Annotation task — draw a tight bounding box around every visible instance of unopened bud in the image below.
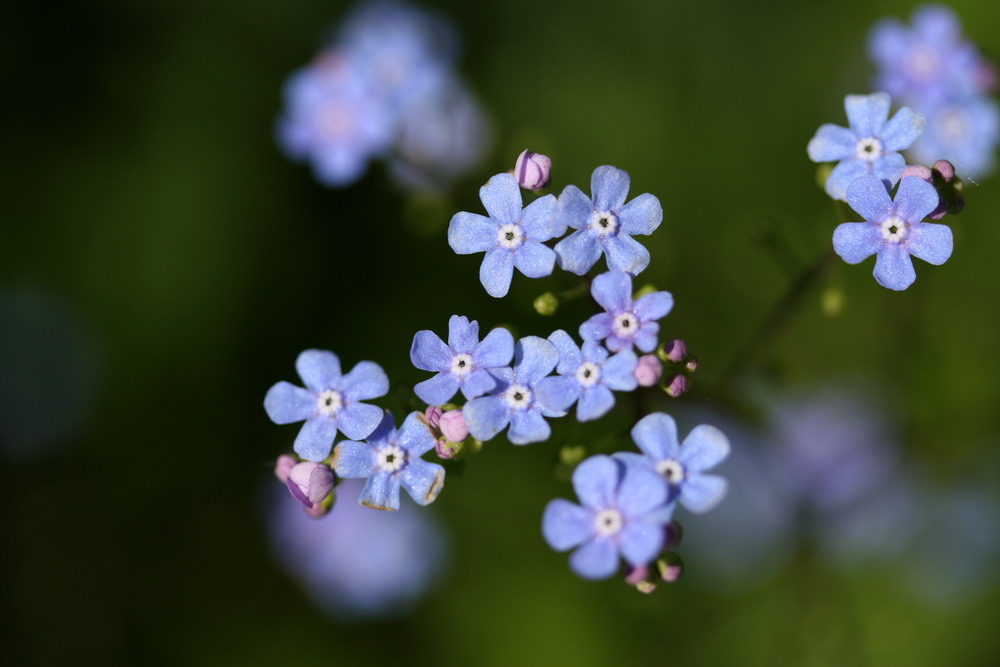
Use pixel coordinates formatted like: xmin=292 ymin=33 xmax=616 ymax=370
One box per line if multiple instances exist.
xmin=533 ymin=292 xmax=559 ymax=316
xmin=286 ymin=461 xmax=335 ymax=509
xmin=515 ymin=149 xmax=552 ymax=191
xmin=635 ymin=355 xmax=663 ymax=387
xmin=303 ymin=490 xmax=336 ymax=519
xmin=684 ymin=356 xmax=699 ymax=373
xmin=633 ymin=284 xmax=658 ymax=299
xmin=663 ymin=521 xmax=684 ymax=550
xmin=424 ymin=405 xmax=444 ymax=430
xmin=435 ymin=439 xmax=461 ymax=459
xmin=900 ymin=164 xmax=933 ymax=182
xmin=660 ymin=339 xmax=687 ymax=363
xmin=274 ymin=454 xmax=297 ymax=483
xmin=657 ymin=554 xmax=684 ymax=583
xmin=932 ymin=159 xmax=957 ymax=182
xmin=663 ymin=374 xmax=688 ymax=398
xmin=439 ymin=409 xmax=469 ymax=443
xmin=559 ymin=445 xmax=586 ymax=467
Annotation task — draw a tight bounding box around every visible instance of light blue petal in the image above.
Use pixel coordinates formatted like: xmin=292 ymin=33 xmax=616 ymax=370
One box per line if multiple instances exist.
xmin=580 ymin=341 xmax=609 ymax=364
xmin=874 ymin=244 xmax=917 ymax=291
xmin=534 ymin=375 xmax=579 ymax=414
xmin=363 ymin=411 xmax=396 ymax=448
xmin=604 ymin=234 xmax=651 ymax=275
xmin=572 ymin=455 xmax=620 ymax=510
xmin=613 ymin=451 xmax=653 ymax=472
xmin=807 ymin=124 xmax=857 ymax=162
xmin=397 ymin=411 xmax=438 ymax=456
xmin=479 ymin=172 xmax=522 ymax=224
xmin=633 ymin=323 xmax=659 ymax=353
xmin=548 ymin=329 xmax=582 ymax=375
xmin=617 ymin=192 xmax=662 ymax=236
xmin=331 ymin=440 xmax=376 ymax=478
xmin=606 ymin=333 xmax=633 ymax=353
xmin=569 ymin=538 xmax=619 ymax=580
xmin=633 ymin=291 xmax=673 ymax=321
xmin=414 ymin=372 xmax=460 ymax=405
xmin=554 ymin=229 xmax=601 ymax=276
xmin=617 ymin=465 xmax=669 ymax=517
xmin=514 ymin=336 xmax=559 ymax=385
xmin=447 ymin=315 xmax=479 ymax=354
xmin=602 ymin=350 xmax=638 ymax=391
xmin=826 ymin=158 xmax=871 ymax=201
xmin=591 ymin=165 xmax=630 ymax=211
xmin=474 ymin=326 xmax=514 ymax=368
xmin=479 ymin=247 xmax=515 ymax=298
xmin=579 ymin=313 xmax=613 ymax=342
xmin=845 ymin=92 xmax=891 ymax=138
xmin=678 ymin=425 xmax=730 ymax=473
xmin=513 ymin=240 xmax=556 ymax=279
xmin=542 ymin=499 xmax=591 ymax=551
xmin=296 ymin=349 xmax=341 ymax=393
xmin=521 ymin=193 xmax=558 ymax=241
xmin=872 ymin=152 xmax=906 ymax=186
xmin=264 ymin=381 xmax=315 ymax=424
xmin=880 ymin=107 xmax=925 ymax=151
xmin=460 ymin=368 xmax=497 ymax=400
xmin=399 ymin=458 xmax=445 ymax=505
xmin=896 ymin=176 xmax=940 ymax=222
xmin=867 ymin=20 xmax=906 ymax=66
xmin=679 ymin=474 xmax=728 ymax=514
xmin=590 ymin=270 xmax=632 ymax=313
xmin=340 ymin=361 xmax=389 ymax=401
xmin=557 ymin=184 xmax=594 ymax=231
xmin=463 ymin=396 xmax=509 ymax=441
xmin=410 ymin=330 xmax=452 ymax=371
xmin=907 ymin=223 xmax=953 ymax=265
xmin=359 ymin=471 xmax=401 ymax=511
xmin=619 ymin=522 xmax=665 ymax=567
xmin=490 ymin=367 xmax=514 ymax=387
xmin=293 ymin=417 xmax=338 ymax=462
xmin=336 ymin=402 xmax=385 ymax=441
xmin=577 ymin=385 xmax=615 ymax=422
xmin=509 ymin=409 xmax=551 ymax=445
xmin=631 ymin=413 xmax=679 ymax=461
xmin=846 ymin=174 xmax=893 ymax=222
xmin=833 ymin=222 xmax=883 ymax=264
xmin=448 ymin=212 xmax=496 ymax=254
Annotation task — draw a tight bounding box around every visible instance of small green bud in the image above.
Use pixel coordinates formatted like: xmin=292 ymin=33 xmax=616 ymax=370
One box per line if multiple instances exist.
xmin=559 ymin=445 xmax=586 ymax=467
xmin=633 ymin=283 xmax=658 ymax=299
xmin=821 ymin=287 xmax=844 ymax=317
xmin=534 ymin=292 xmax=559 ymax=316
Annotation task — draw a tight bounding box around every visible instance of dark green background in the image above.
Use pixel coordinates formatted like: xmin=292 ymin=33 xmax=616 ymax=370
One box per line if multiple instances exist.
xmin=3 ymin=0 xmax=999 ymax=664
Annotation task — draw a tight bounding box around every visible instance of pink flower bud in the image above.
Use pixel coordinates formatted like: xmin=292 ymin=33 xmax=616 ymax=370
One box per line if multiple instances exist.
xmin=664 ymin=374 xmax=688 ymax=398
xmin=424 ymin=405 xmax=444 ymax=430
xmin=514 ymin=149 xmax=552 ymax=191
xmin=634 ymin=355 xmax=663 ymax=387
xmin=274 ymin=454 xmax=297 ymax=483
xmin=662 ymin=339 xmax=687 ymax=363
xmin=439 ymin=409 xmax=469 ymax=442
xmin=286 ymin=462 xmax=334 ymax=508
xmin=932 ymin=159 xmax=957 ymax=182
xmin=900 ymin=164 xmax=933 ymax=182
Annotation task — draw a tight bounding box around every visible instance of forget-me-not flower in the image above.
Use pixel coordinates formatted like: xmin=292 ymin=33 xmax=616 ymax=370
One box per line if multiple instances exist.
xmin=833 ymin=174 xmax=953 ymax=290
xmin=554 ymin=166 xmax=662 ymax=276
xmin=579 ymin=271 xmax=673 ymax=353
xmin=807 ymin=92 xmax=925 ymax=201
xmin=542 ymin=455 xmax=671 ymax=580
xmin=535 ymin=330 xmax=638 ymax=422
xmin=616 ymin=412 xmax=730 ymax=514
xmin=332 ymin=411 xmax=444 ymax=511
xmin=910 ymin=96 xmax=999 ymax=178
xmin=410 ymin=315 xmax=514 ymax=405
xmin=265 ymin=349 xmax=389 ymax=462
xmin=463 ymin=336 xmax=573 ymax=445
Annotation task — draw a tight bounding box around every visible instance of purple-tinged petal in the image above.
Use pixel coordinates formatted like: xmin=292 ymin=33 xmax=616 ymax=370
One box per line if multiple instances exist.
xmin=618 ymin=465 xmax=669 ymax=517
xmin=331 ymin=440 xmax=376 ymax=478
xmin=617 ymin=193 xmax=662 ymax=236
xmin=399 ymin=459 xmax=445 ymax=505
xmin=631 ymin=412 xmax=679 ymax=462
xmin=340 ymin=361 xmax=389 ymax=401
xmin=513 ymin=336 xmax=558 ymax=385
xmin=604 ymin=234 xmax=651 ymax=275
xmin=548 ymin=329 xmax=582 ymax=375
xmin=569 ymin=538 xmax=619 ymax=580
xmin=580 ymin=341 xmax=609 ymax=364
xmin=807 ymin=124 xmax=858 ymax=162
xmin=397 ymin=412 xmax=438 ymax=456
xmin=296 ymin=349 xmax=342 ymax=393
xmin=577 ymin=385 xmax=615 ymax=422
xmin=590 ymin=270 xmax=632 ymax=313
xmin=414 ymin=373 xmax=460 ymax=406
xmin=534 ymin=375 xmax=579 ymax=414
xmin=833 ymin=223 xmax=883 ymax=264
xmin=293 ymin=417 xmax=338 ymax=462
xmin=264 ymin=381 xmax=316 ymax=424
xmin=881 ymin=107 xmax=926 ymax=151
xmin=605 ymin=334 xmax=632 ymax=353
xmin=359 ymin=471 xmax=401 ymax=511
xmin=677 ymin=425 xmax=730 ymax=473
xmin=619 ymin=522 xmax=666 ymax=567
xmin=447 ymin=315 xmax=479 ymax=354
xmin=448 ymin=212 xmax=497 ymax=254
xmin=473 ymin=327 xmax=514 ymax=368
xmin=906 ymin=223 xmax=953 ymax=265
xmin=543 ymin=499 xmax=591 ymax=551
xmin=591 ymin=165 xmax=630 ymax=211
xmin=558 ymin=184 xmax=595 ymax=230
xmin=363 ymin=411 xmax=396 ymax=448
xmin=845 ymin=92 xmax=891 ymax=138
xmin=513 ymin=240 xmax=556 ymax=278
xmin=579 ymin=313 xmax=613 ymax=342
xmin=509 ymin=409 xmax=551 ymax=445
xmin=479 ymin=248 xmax=515 ymax=298
xmin=336 ymin=402 xmax=385 ymax=441
xmin=410 ymin=330 xmax=452 ymax=371
xmin=633 ymin=323 xmax=660 ymax=353
xmin=895 ymin=176 xmax=940 ymax=222
xmin=679 ymin=474 xmax=728 ymax=514
xmin=554 ymin=229 xmax=601 ymax=275
xmin=463 ymin=396 xmax=509 ymax=441
xmin=459 ymin=368 xmax=496 ymax=400
xmin=572 ymin=455 xmax=620 ymax=510
xmin=826 ymin=158 xmax=871 ymax=201
xmin=872 ymin=152 xmax=907 ymax=185
xmin=847 ymin=174 xmax=894 ymax=222
xmin=479 ymin=173 xmax=522 ymax=224
xmin=873 ymin=245 xmax=917 ymax=291
xmin=520 ymin=194 xmax=558 ymax=241
xmin=633 ymin=291 xmax=673 ymax=321
xmin=602 ymin=350 xmax=638 ymax=390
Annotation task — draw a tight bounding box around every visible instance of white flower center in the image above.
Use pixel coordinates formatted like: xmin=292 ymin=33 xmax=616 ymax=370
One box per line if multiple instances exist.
xmin=450 ymin=353 xmax=475 ymax=377
xmin=317 ymin=389 xmax=343 ymax=416
xmin=575 ymin=362 xmax=601 ymax=388
xmin=655 ymin=459 xmax=685 ymax=484
xmin=613 ymin=313 xmax=638 ymax=338
xmin=376 ymin=445 xmax=406 ymax=473
xmin=907 ymin=45 xmax=940 ymax=80
xmin=594 ymin=508 xmax=623 ymax=537
xmin=855 ymin=137 xmax=883 ymax=162
xmin=880 ymin=216 xmax=907 ymax=243
xmin=497 ymin=224 xmax=524 ymax=250
xmin=503 ymin=383 xmax=533 ymax=410
xmin=940 ymin=106 xmax=969 ymax=141
xmin=588 ymin=211 xmax=618 ymax=237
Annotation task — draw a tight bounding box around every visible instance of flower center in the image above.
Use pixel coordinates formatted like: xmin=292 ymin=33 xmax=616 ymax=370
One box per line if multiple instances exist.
xmin=655 ymin=459 xmax=685 ymax=484
xmin=320 ymin=106 xmax=355 ymax=139
xmin=588 ymin=211 xmax=619 ymax=238
xmin=613 ymin=313 xmax=638 ymax=338
xmin=594 ymin=508 xmax=623 ymax=537
xmin=855 ymin=137 xmax=883 ymax=162
xmin=503 ymin=383 xmax=532 ymax=410
xmin=575 ymin=362 xmax=601 ymax=388
xmin=450 ymin=353 xmax=475 ymax=377
xmin=939 ymin=106 xmax=969 ymax=142
xmin=907 ymin=45 xmax=940 ymax=80
xmin=497 ymin=224 xmax=524 ymax=250
xmin=376 ymin=444 xmax=406 ymax=473
xmin=317 ymin=389 xmax=343 ymax=416
xmin=880 ymin=216 xmax=907 ymax=243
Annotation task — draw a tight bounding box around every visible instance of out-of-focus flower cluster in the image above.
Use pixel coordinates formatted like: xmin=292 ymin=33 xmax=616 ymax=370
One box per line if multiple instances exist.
xmin=276 ymin=1 xmax=489 ymax=191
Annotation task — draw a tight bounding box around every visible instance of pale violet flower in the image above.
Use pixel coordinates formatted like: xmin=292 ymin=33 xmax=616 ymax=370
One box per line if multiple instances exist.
xmin=579 ymin=271 xmax=673 ymax=353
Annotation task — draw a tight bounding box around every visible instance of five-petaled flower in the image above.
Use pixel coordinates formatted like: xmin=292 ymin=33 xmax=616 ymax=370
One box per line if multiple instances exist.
xmin=579 ymin=271 xmax=673 ymax=353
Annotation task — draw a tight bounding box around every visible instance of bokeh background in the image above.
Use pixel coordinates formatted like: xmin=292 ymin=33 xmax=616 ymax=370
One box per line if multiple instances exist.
xmin=3 ymin=0 xmax=1000 ymax=664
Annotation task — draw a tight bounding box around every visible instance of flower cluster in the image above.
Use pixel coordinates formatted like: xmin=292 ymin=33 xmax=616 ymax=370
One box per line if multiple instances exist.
xmin=276 ymin=0 xmax=488 ymax=190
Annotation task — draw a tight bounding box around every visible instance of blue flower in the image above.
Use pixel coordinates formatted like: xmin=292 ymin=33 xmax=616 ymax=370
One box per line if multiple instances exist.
xmin=542 ymin=455 xmax=671 ymax=580
xmin=807 ymin=92 xmax=924 ymax=201
xmin=911 ymin=96 xmax=999 ymax=178
xmin=833 ymin=174 xmax=953 ymax=290
xmin=553 ymin=166 xmax=662 ymax=276
xmin=410 ymin=315 xmax=514 ymax=404
xmin=535 ymin=330 xmax=638 ymax=422
xmin=265 ymin=350 xmax=389 ymax=462
xmin=462 ymin=336 xmax=573 ymax=445
xmin=448 ymin=174 xmax=559 ymax=298
xmin=579 ymin=271 xmax=673 ymax=353
xmin=616 ymin=412 xmax=730 ymax=514
xmin=332 ymin=411 xmax=445 ymax=511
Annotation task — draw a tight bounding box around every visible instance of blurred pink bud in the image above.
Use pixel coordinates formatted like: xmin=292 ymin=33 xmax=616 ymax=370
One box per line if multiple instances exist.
xmin=663 ymin=339 xmax=687 ymax=363
xmin=900 ymin=164 xmax=933 ymax=182
xmin=932 ymin=159 xmax=957 ymax=182
xmin=286 ymin=462 xmax=334 ymax=508
xmin=635 ymin=355 xmax=663 ymax=387
xmin=661 ymin=561 xmax=683 ymax=583
xmin=664 ymin=374 xmax=688 ymax=398
xmin=515 ymin=149 xmax=552 ymax=191
xmin=439 ymin=409 xmax=469 ymax=442
xmin=274 ymin=454 xmax=297 ymax=483
xmin=624 ymin=564 xmax=649 ymax=587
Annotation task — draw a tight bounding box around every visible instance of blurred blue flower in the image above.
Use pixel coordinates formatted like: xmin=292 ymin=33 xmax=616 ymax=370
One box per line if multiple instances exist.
xmin=410 ymin=315 xmax=514 ymax=405
xmin=554 ymin=165 xmax=662 ymax=275
xmin=833 ymin=174 xmax=952 ymax=290
xmin=448 ymin=173 xmax=559 ymax=298
xmin=333 ymin=411 xmax=444 ymax=511
xmin=910 ymin=96 xmax=999 ymax=177
xmin=579 ymin=271 xmax=673 ymax=353
xmin=807 ymin=92 xmax=924 ymax=201
xmin=542 ymin=455 xmax=670 ymax=580
xmin=264 ymin=349 xmax=388 ymax=462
